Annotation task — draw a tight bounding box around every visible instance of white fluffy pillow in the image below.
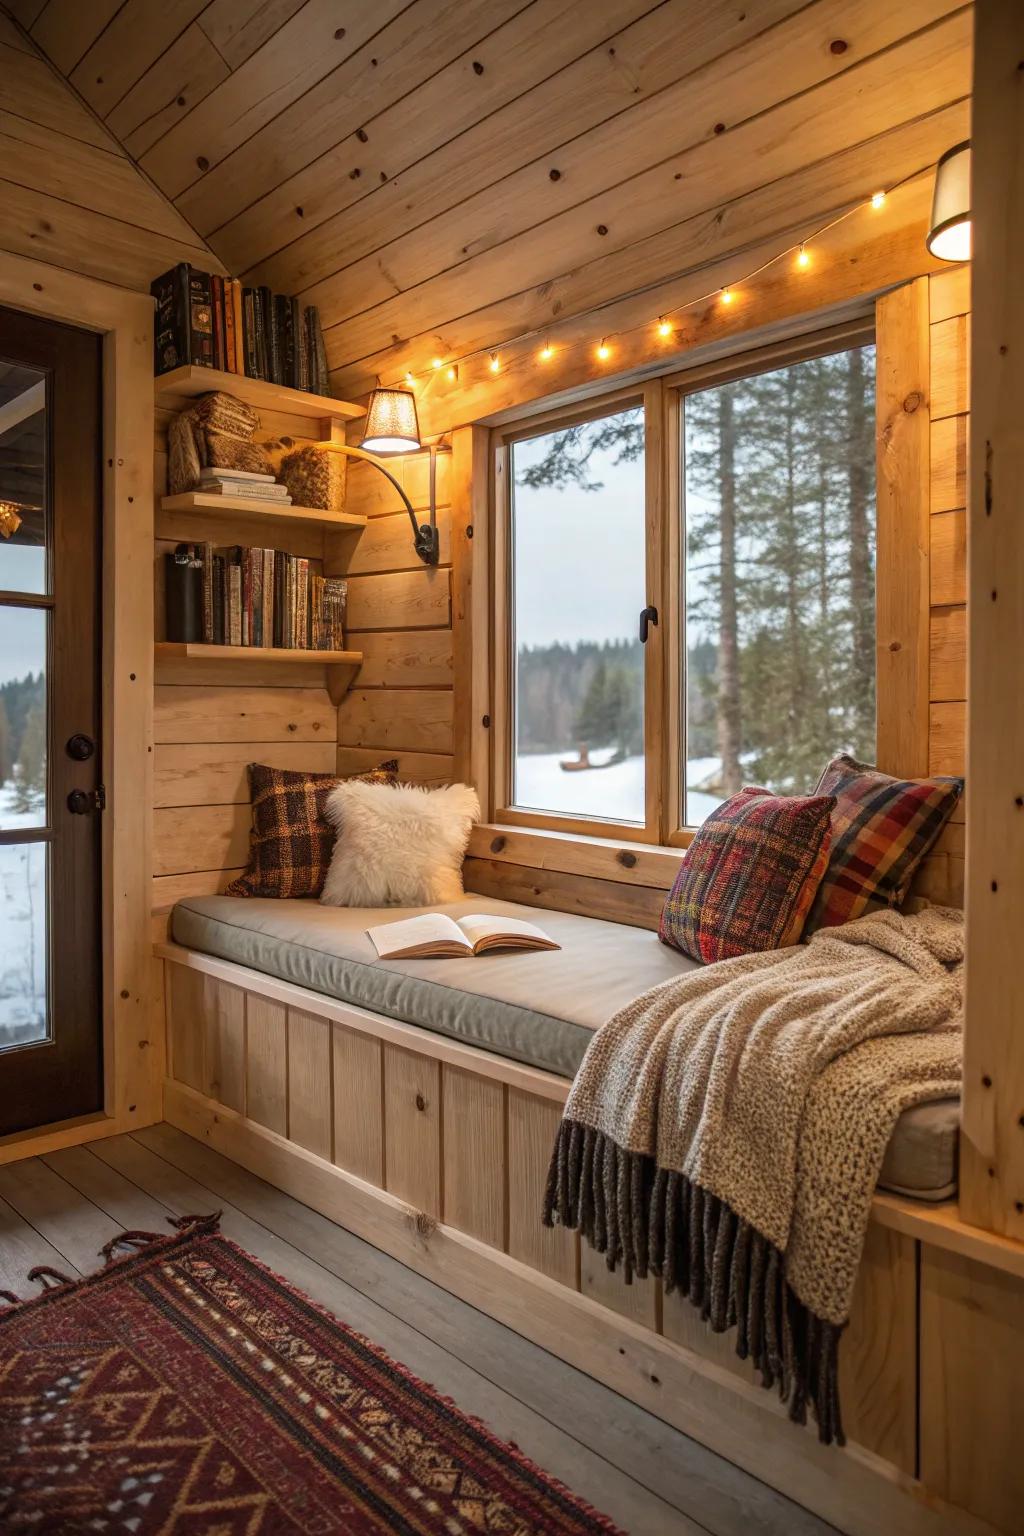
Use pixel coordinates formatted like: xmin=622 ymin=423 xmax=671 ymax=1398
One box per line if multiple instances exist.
xmin=321 ymin=780 xmax=480 ymax=907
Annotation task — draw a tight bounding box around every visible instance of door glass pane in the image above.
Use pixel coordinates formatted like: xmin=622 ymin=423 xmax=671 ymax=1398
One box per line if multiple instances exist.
xmin=0 ymin=606 xmax=47 ymax=831
xmin=682 ymin=345 xmax=876 ymax=825
xmin=510 ymin=406 xmax=646 ymax=824
xmin=0 ymin=840 xmax=48 ymax=1048
xmin=0 ymin=362 xmax=47 ymax=595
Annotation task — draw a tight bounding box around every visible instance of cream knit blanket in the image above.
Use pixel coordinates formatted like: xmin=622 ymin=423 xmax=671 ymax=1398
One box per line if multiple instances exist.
xmin=543 ymin=906 xmax=963 ymax=1443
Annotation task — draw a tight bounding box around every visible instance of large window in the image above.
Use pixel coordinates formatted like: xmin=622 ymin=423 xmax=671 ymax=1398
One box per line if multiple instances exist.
xmin=494 ymin=334 xmax=877 ymax=842
xmin=506 ymin=401 xmax=648 ymax=828
xmin=682 ymin=345 xmax=876 ymax=825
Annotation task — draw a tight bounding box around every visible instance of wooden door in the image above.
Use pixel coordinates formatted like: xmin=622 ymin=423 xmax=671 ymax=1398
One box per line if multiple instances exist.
xmin=0 ymin=304 xmax=103 ymax=1136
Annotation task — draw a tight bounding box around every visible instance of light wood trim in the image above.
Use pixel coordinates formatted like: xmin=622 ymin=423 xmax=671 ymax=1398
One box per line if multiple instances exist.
xmin=162 ymin=1075 xmax=1000 ymax=1536
xmin=876 ymin=278 xmax=932 ymax=777
xmin=0 ymin=251 xmax=159 ymax=1159
xmin=450 ymin=424 xmax=491 ymax=800
xmin=468 ymin=823 xmax=682 ymax=888
xmin=960 ymin=0 xmax=1024 ymax=1242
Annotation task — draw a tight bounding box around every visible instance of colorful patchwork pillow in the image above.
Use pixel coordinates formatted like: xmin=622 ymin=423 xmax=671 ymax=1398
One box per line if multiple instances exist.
xmin=804 ymin=754 xmax=963 ymax=932
xmin=659 ymin=786 xmax=834 ymax=964
xmin=226 ymin=760 xmax=399 ymax=900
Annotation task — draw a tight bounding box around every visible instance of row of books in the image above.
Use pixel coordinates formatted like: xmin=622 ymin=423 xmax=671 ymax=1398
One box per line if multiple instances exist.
xmin=152 ymin=263 xmax=330 ymax=394
xmin=165 ymin=543 xmax=347 ymax=651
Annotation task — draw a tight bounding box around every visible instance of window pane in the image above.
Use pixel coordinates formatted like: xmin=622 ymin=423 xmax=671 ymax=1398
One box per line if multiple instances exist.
xmin=0 ymin=840 xmax=48 ymax=1049
xmin=0 ymin=363 xmax=47 ymax=595
xmin=510 ymin=406 xmax=646 ymax=824
xmin=0 ymin=606 xmax=47 ymax=832
xmin=683 ymin=346 xmax=876 ymax=825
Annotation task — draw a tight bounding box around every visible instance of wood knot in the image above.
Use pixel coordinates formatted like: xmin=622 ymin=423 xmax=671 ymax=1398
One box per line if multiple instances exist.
xmin=902 ymin=391 xmax=923 ymax=414
xmin=982 ymin=1074 xmax=993 ymax=1088
xmin=888 ymin=640 xmax=901 ymax=653
xmin=415 ymin=1092 xmax=427 ymax=1112
xmin=414 ymin=1211 xmax=436 ymax=1239
xmin=196 ymin=155 xmax=210 ymax=173
xmin=617 ymin=850 xmax=637 ymax=868
xmin=490 ymin=835 xmax=506 ymax=853
xmin=472 ymin=60 xmax=484 ymax=75
xmin=830 ymin=38 xmax=848 ymax=53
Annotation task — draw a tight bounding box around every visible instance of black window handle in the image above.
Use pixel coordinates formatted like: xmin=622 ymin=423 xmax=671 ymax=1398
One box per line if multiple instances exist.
xmin=639 ymin=605 xmax=659 ymax=644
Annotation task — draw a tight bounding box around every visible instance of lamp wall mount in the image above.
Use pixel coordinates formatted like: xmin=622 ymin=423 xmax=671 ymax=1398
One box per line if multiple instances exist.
xmin=319 ymin=440 xmax=445 ymax=566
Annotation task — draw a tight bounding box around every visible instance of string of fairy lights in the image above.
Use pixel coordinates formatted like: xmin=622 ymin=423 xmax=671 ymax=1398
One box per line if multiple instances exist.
xmin=388 ymin=176 xmax=911 ymax=394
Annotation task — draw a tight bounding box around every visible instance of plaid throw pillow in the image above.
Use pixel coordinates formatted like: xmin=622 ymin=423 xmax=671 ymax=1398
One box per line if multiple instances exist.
xmin=226 ymin=761 xmax=399 ymax=900
xmin=659 ymin=786 xmax=834 ymax=964
xmin=805 ymin=754 xmax=963 ymax=932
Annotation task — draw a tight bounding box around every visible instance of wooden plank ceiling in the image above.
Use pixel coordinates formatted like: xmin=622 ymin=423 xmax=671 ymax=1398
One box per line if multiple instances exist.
xmin=4 ymin=0 xmax=972 ymax=401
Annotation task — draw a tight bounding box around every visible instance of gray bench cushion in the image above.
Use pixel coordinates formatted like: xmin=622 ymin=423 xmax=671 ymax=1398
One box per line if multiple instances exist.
xmin=170 ymin=894 xmax=959 ymax=1200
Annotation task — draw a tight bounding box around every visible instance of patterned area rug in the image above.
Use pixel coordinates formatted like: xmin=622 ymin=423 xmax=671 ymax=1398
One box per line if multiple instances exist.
xmin=0 ymin=1214 xmax=622 ymax=1534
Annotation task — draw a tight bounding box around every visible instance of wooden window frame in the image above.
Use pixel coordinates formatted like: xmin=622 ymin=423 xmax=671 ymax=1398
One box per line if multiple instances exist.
xmin=490 ymin=315 xmax=888 ymax=848
xmin=491 ymin=382 xmax=666 ymax=844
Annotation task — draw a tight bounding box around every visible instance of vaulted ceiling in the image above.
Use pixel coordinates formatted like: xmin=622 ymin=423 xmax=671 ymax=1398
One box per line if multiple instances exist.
xmin=2 ymin=0 xmax=971 ymax=403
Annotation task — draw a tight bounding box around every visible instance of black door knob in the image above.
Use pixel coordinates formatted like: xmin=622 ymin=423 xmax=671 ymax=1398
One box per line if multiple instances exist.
xmin=66 ymin=733 xmax=95 ymax=761
xmin=67 ymin=789 xmax=92 ymax=815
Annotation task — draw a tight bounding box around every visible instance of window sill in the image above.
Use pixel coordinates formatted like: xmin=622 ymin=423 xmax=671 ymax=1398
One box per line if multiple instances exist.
xmin=466 ymin=822 xmax=686 ymax=892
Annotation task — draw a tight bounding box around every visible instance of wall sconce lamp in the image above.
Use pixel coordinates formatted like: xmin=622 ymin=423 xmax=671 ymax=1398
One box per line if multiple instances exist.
xmin=320 ymin=386 xmax=440 ymax=565
xmin=927 ymin=141 xmax=971 ymax=263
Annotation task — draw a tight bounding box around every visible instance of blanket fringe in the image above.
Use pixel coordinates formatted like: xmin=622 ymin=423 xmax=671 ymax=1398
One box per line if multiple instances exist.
xmin=543 ymin=1121 xmax=845 ymax=1446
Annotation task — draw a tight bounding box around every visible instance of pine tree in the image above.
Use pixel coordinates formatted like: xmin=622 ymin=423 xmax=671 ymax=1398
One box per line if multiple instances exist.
xmin=0 ymin=695 xmax=11 ymax=785
xmin=11 ymin=698 xmax=46 ymax=813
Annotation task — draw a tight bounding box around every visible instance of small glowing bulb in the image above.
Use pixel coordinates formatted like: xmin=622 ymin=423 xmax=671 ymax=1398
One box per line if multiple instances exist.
xmin=446 ymin=365 xmax=457 ymax=382
xmin=871 ymin=190 xmax=886 ymax=209
xmin=539 ymin=342 xmax=553 ymax=361
xmin=596 ymin=338 xmax=611 ymax=360
xmin=431 ymin=357 xmax=443 ymax=370
xmin=488 ymin=353 xmax=500 ymax=373
xmin=720 ymin=287 xmax=733 ymax=306
xmin=657 ymin=317 xmax=672 ymax=338
xmin=796 ymin=245 xmax=810 ymax=270
xmin=404 ymin=372 xmax=415 ymax=388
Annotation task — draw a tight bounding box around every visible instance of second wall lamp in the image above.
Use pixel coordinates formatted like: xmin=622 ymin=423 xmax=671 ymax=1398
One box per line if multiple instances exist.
xmin=319 ymin=386 xmax=441 ymax=565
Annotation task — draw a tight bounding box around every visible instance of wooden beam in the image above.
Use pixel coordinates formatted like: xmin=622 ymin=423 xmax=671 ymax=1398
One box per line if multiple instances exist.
xmin=875 ymin=278 xmax=931 ymax=777
xmin=960 ymin=0 xmax=1024 ymax=1241
xmin=450 ymin=426 xmax=490 ymax=799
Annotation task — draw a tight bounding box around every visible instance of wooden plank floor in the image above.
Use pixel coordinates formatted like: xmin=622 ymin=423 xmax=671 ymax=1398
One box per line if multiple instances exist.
xmin=0 ymin=1128 xmax=835 ymax=1536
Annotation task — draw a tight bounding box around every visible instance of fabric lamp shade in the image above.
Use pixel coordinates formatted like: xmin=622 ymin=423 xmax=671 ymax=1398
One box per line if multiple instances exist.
xmin=360 ymin=387 xmax=422 ymax=453
xmin=927 ymin=142 xmax=971 ymax=262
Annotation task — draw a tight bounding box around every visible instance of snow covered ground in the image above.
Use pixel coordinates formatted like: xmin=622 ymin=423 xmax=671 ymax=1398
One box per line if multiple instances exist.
xmin=0 ymin=780 xmax=47 ymax=1049
xmin=513 ymin=752 xmax=723 ymax=826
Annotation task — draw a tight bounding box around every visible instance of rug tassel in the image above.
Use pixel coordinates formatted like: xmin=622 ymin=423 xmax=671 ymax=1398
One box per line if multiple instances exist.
xmin=100 ymin=1229 xmax=165 ymax=1262
xmin=27 ymin=1265 xmax=75 ymax=1290
xmin=0 ymin=1288 xmax=21 ymax=1306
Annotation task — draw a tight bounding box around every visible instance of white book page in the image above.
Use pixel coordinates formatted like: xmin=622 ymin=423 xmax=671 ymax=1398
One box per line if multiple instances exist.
xmin=456 ymin=914 xmax=556 ymax=948
xmin=367 ymin=913 xmax=470 ymax=958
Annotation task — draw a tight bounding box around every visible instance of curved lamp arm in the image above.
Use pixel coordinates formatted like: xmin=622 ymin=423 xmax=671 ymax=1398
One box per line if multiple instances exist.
xmin=319 ymin=442 xmax=440 ymax=565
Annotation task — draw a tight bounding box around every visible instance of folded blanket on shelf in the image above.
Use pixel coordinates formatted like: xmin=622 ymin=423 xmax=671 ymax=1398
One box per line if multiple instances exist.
xmin=543 ymin=905 xmax=963 ymax=1445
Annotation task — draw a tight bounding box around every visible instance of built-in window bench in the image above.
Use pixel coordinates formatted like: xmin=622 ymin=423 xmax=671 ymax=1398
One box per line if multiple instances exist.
xmin=157 ymin=895 xmax=1024 ymax=1536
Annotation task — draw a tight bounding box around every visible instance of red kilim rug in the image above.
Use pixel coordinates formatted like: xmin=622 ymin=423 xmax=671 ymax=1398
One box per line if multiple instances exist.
xmin=0 ymin=1214 xmax=623 ymax=1534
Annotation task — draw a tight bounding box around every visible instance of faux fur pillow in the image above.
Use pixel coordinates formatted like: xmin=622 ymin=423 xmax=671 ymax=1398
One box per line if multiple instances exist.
xmin=321 ymin=781 xmax=480 ymax=907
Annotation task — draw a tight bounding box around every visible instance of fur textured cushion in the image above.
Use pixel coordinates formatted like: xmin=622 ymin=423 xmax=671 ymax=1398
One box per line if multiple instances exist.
xmin=321 ymin=781 xmax=480 ymax=907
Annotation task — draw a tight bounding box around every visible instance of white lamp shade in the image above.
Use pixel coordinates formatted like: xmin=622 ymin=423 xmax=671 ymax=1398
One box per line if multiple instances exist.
xmin=927 ymin=141 xmax=971 ymax=263
xmin=360 ymin=387 xmax=422 ymax=453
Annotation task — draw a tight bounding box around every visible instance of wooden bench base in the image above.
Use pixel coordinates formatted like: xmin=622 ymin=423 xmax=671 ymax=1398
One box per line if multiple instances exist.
xmin=158 ymin=945 xmax=1018 ymax=1536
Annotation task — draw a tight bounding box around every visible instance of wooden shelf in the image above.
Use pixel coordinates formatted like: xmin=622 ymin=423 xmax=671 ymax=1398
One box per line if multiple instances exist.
xmin=160 ymin=491 xmax=366 ymax=533
xmin=155 ymin=642 xmax=362 ymax=704
xmin=155 ymin=365 xmax=363 ymax=422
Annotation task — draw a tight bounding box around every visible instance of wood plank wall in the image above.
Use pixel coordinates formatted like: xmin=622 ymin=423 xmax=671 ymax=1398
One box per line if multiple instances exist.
xmin=917 ymin=263 xmax=969 ymax=908
xmin=151 ymin=406 xmax=340 ymax=936
xmin=333 ymin=452 xmax=457 ymax=788
xmin=0 ymin=14 xmax=217 ymax=289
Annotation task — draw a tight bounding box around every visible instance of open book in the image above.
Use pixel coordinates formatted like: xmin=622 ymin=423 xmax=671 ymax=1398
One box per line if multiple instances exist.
xmin=367 ymin=912 xmax=560 ymax=960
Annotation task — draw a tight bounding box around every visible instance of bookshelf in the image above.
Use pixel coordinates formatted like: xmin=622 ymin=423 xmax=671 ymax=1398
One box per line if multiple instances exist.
xmin=155 ymin=642 xmax=363 ymax=704
xmin=161 ymin=491 xmax=367 ymax=535
xmin=155 ymin=365 xmax=364 ymax=422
